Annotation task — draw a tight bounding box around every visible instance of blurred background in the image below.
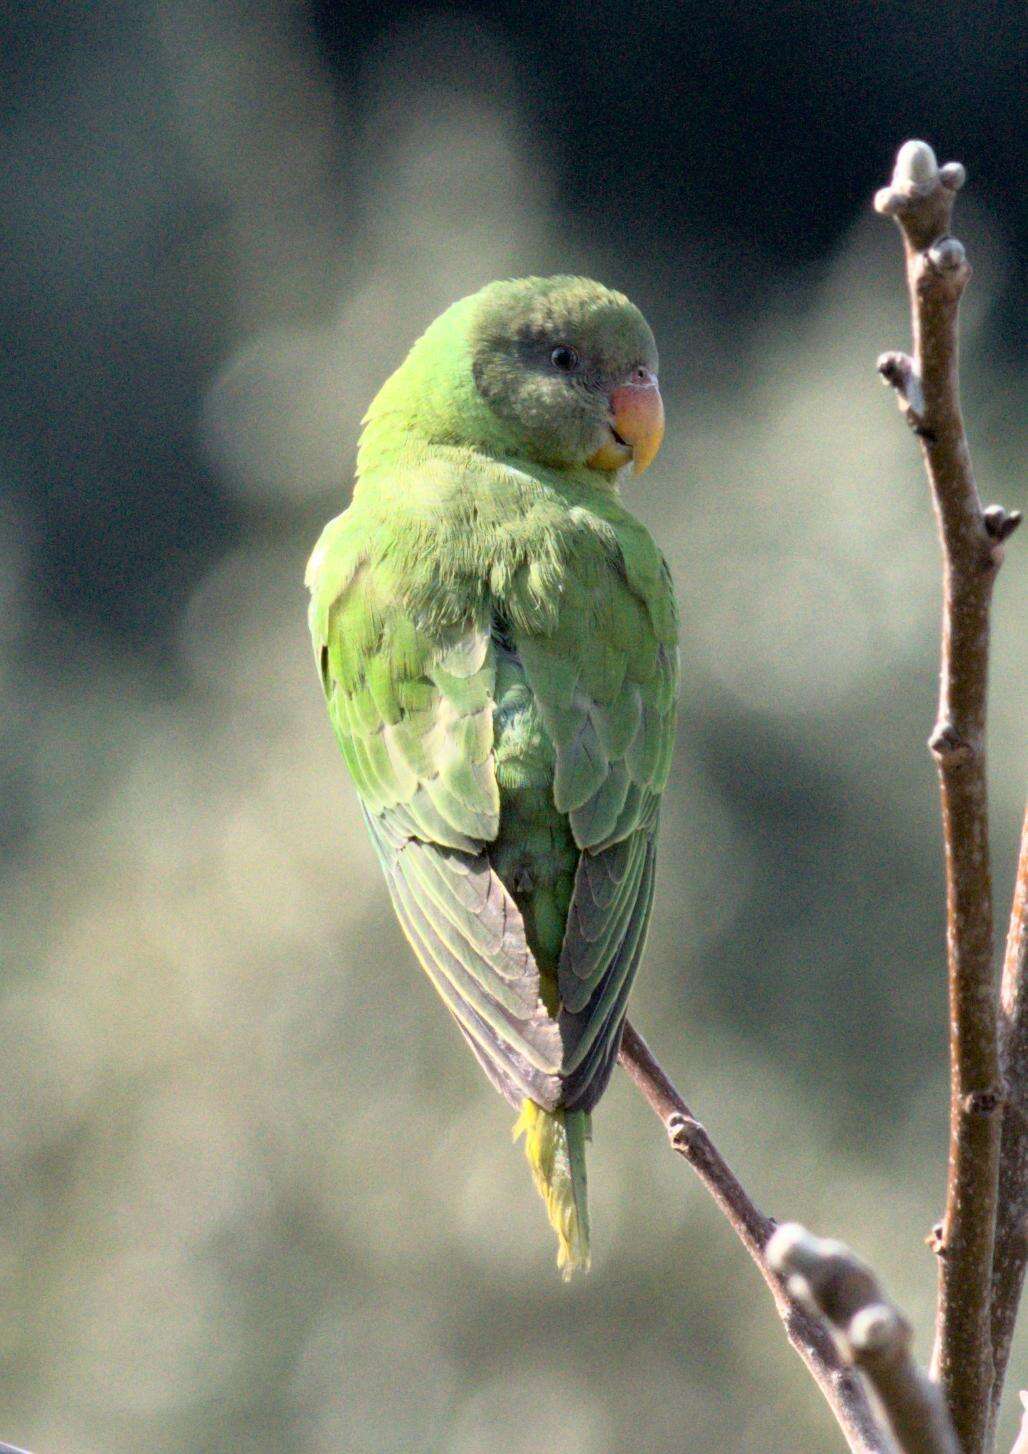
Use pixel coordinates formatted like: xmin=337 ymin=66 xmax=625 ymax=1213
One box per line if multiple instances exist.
xmin=1 ymin=3 xmax=1025 ymax=1451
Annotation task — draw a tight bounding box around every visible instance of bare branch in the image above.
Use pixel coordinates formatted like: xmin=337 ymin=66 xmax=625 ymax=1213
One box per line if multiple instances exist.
xmin=989 ymin=808 xmax=1028 ymax=1444
xmin=876 ymin=139 xmax=1014 ymax=1451
xmin=768 ymin=1224 xmax=960 ymax=1454
xmin=618 ymin=1021 xmax=893 ymax=1454
xmin=617 ymin=138 xmax=1019 ymax=1454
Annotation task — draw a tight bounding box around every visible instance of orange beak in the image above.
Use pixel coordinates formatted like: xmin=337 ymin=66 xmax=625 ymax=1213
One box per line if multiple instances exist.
xmin=587 ymin=369 xmax=665 ymax=476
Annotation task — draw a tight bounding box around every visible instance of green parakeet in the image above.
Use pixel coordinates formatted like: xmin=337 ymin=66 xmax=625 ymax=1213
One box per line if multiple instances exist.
xmin=306 ymin=276 xmax=678 ymax=1277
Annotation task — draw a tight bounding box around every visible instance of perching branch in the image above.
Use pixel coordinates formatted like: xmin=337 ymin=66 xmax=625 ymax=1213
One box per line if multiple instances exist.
xmin=875 ymin=139 xmax=1019 ymax=1452
xmin=989 ymin=809 xmax=1028 ymax=1446
xmin=768 ymin=1225 xmax=959 ymax=1454
xmin=618 ymin=140 xmax=1020 ymax=1454
xmin=618 ymin=1021 xmax=892 ymax=1454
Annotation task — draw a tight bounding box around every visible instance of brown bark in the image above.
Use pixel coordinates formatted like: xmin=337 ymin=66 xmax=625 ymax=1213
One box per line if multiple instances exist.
xmin=874 ymin=140 xmax=1018 ymax=1452
xmin=769 ymin=1224 xmax=959 ymax=1454
xmin=988 ymin=810 xmax=1028 ymax=1446
xmin=615 ymin=140 xmax=1022 ymax=1454
xmin=619 ymin=1022 xmax=892 ymax=1453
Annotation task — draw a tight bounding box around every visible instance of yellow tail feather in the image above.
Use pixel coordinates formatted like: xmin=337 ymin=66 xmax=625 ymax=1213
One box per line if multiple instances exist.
xmin=513 ymin=1100 xmax=591 ymax=1279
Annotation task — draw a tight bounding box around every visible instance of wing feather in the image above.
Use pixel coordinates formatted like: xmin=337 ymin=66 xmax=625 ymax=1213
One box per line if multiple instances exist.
xmin=559 ymin=840 xmax=657 ymax=1109
xmin=310 ymin=512 xmax=562 ymax=1108
xmin=386 ymin=862 xmax=562 ymax=1107
xmin=309 ymin=488 xmax=679 ymax=1120
xmin=559 ymin=832 xmax=650 ymax=1010
xmin=512 ymin=520 xmax=677 ymax=1113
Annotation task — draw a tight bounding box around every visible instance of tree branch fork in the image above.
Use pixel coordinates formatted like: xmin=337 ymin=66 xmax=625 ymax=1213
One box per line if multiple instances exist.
xmin=619 ymin=139 xmax=1024 ymax=1454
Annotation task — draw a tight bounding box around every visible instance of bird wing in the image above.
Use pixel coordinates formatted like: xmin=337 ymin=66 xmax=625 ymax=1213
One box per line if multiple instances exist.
xmin=307 ymin=510 xmax=563 ymax=1110
xmin=518 ymin=523 xmax=679 ymax=1110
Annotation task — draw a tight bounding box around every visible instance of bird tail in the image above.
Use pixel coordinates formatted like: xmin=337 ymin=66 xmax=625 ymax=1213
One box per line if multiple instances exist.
xmin=513 ymin=1099 xmax=591 ymax=1279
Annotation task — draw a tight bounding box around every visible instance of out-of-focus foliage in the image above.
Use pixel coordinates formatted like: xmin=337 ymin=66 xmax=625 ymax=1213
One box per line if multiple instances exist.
xmin=1 ymin=5 xmax=1024 ymax=1453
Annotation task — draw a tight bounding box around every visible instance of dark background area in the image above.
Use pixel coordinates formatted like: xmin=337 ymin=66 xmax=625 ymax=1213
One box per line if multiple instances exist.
xmin=0 ymin=1 xmax=1024 ymax=649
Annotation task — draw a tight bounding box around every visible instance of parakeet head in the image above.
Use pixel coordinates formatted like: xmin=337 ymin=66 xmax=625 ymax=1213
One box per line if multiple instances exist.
xmin=468 ymin=276 xmax=663 ymax=476
xmin=358 ymin=276 xmax=664 ymax=482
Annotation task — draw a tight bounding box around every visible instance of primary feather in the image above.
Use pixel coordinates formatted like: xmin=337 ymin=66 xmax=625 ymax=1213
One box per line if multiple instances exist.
xmin=307 ymin=276 xmax=678 ymax=1275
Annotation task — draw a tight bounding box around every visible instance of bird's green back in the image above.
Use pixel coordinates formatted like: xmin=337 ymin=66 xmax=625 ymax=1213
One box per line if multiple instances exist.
xmin=308 ymin=441 xmax=677 ymax=1097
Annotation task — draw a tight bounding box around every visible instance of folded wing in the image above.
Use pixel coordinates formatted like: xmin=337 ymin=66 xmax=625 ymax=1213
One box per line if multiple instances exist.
xmin=308 ymin=513 xmax=562 ymax=1109
xmin=518 ymin=533 xmax=679 ymax=1111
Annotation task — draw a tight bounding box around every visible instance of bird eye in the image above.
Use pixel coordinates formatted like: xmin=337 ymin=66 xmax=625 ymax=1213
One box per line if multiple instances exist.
xmin=550 ymin=345 xmax=579 ymax=372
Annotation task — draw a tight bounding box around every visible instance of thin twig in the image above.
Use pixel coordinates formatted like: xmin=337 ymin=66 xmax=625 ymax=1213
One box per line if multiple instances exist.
xmin=875 ymin=139 xmax=1018 ymax=1452
xmin=769 ymin=1224 xmax=960 ymax=1454
xmin=618 ymin=1021 xmax=892 ymax=1454
xmin=988 ymin=808 xmax=1028 ymax=1446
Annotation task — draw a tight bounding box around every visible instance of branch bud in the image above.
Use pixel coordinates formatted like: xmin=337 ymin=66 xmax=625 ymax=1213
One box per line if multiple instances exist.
xmin=894 ymin=140 xmax=939 ymax=192
xmin=927 ymin=237 xmax=966 ymax=272
xmin=848 ymin=1303 xmax=911 ymax=1357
